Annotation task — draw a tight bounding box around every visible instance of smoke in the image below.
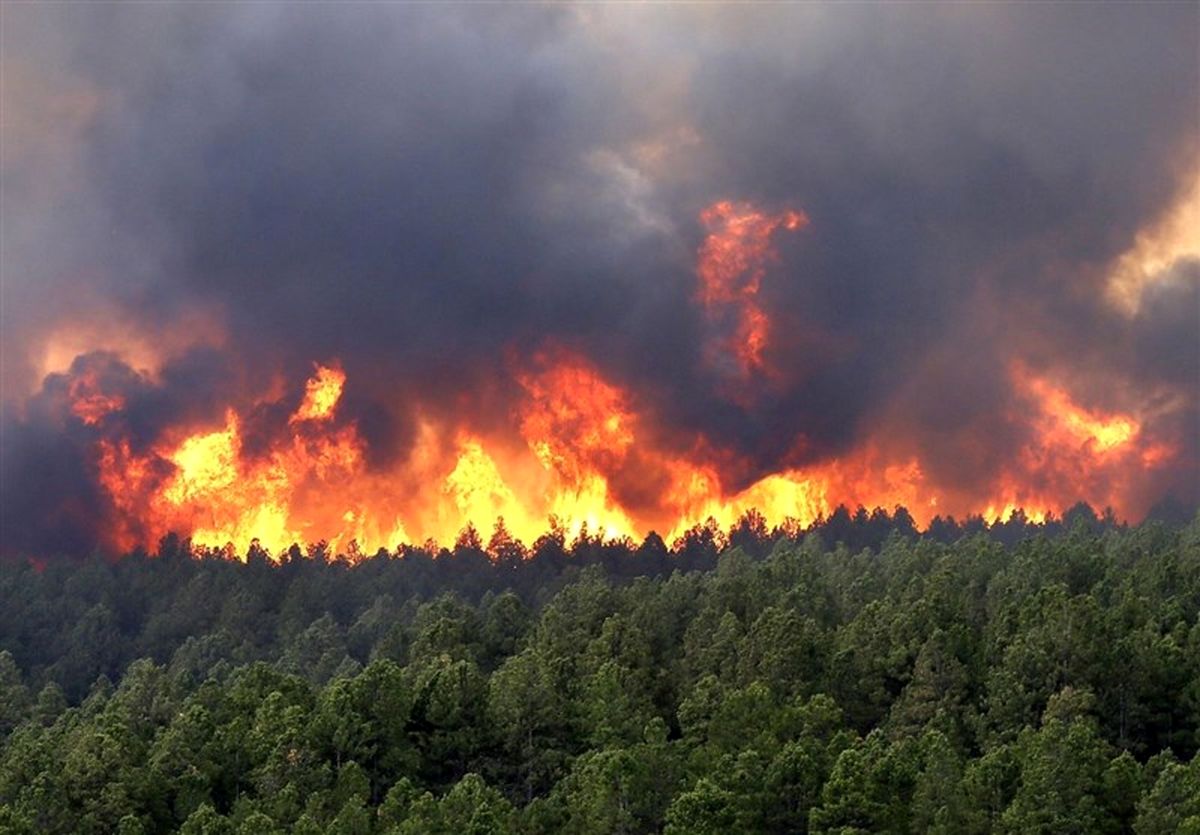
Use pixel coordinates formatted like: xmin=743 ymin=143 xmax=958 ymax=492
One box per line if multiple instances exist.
xmin=2 ymin=4 xmax=1197 ymax=555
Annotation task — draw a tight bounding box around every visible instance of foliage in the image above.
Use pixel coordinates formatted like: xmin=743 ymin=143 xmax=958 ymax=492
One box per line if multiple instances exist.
xmin=0 ymin=507 xmax=1197 ymax=832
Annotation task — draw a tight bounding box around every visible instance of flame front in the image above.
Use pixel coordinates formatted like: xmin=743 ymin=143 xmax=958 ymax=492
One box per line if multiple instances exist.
xmin=23 ymin=198 xmax=1185 ymax=560
xmin=973 ymin=364 xmax=1175 ymax=522
xmin=73 ymin=349 xmax=1170 ymax=559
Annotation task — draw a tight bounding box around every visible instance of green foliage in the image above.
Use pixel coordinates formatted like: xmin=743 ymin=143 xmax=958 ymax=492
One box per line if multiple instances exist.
xmin=0 ymin=511 xmax=1197 ymax=831
xmin=1135 ymin=754 xmax=1200 ymax=834
xmin=999 ymin=714 xmax=1117 ymax=834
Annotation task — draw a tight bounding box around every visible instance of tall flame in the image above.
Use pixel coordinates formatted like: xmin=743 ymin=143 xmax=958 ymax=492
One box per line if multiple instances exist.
xmin=696 ymin=201 xmax=809 ymax=377
xmin=72 ymin=350 xmax=1167 ymax=559
xmin=24 ymin=199 xmax=1181 ymax=560
xmin=291 ymin=363 xmax=346 ymax=423
xmin=973 ymin=363 xmax=1169 ymax=523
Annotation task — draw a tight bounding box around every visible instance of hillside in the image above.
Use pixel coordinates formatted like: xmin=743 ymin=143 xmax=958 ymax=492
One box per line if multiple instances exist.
xmin=1 ymin=511 xmax=1198 ymax=833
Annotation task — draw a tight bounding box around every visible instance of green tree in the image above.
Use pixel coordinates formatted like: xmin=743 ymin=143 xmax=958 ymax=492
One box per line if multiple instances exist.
xmin=663 ymin=778 xmax=736 ymax=835
xmin=809 ymin=730 xmax=918 ymax=834
xmin=437 ymin=773 xmax=518 ymax=835
xmin=1135 ymin=755 xmax=1200 ymax=834
xmin=409 ymin=655 xmax=489 ymax=785
xmin=179 ymin=804 xmax=233 ymax=835
xmin=488 ymin=648 xmax=567 ymax=801
xmin=1000 ymin=713 xmax=1114 ymax=834
xmin=0 ymin=651 xmax=30 ymax=737
xmin=910 ymin=730 xmax=967 ymax=834
xmin=560 ymin=735 xmax=676 ymax=835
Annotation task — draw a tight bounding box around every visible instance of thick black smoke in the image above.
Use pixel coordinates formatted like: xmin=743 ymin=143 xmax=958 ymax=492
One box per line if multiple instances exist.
xmin=2 ymin=4 xmax=1197 ymax=554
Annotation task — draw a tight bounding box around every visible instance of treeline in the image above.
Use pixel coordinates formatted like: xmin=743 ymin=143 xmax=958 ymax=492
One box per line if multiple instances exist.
xmin=0 ymin=506 xmax=1198 ymax=832
xmin=0 ymin=503 xmax=1139 ymax=701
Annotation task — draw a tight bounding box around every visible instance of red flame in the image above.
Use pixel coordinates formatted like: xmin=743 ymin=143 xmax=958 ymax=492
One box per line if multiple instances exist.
xmin=68 ymin=372 xmax=125 ymax=426
xmin=70 ymin=350 xmax=1168 ymax=559
xmin=697 ymin=200 xmax=808 ymax=377
xmin=25 ymin=200 xmax=1181 ymax=559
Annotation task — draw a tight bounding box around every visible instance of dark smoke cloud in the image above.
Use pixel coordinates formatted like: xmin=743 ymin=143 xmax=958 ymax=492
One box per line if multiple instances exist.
xmin=0 ymin=349 xmax=233 ymax=554
xmin=2 ymin=4 xmax=1197 ymax=554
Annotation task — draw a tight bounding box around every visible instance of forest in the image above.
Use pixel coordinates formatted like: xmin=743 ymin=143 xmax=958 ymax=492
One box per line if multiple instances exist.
xmin=1 ymin=503 xmax=1198 ymax=834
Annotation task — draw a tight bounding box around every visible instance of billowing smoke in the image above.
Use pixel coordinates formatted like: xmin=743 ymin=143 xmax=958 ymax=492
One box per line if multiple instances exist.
xmin=2 ymin=4 xmax=1197 ymax=557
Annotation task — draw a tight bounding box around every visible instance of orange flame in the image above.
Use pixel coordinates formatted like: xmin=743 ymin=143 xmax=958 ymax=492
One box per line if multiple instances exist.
xmin=38 ymin=201 xmax=1180 ymax=559
xmin=72 ymin=352 xmax=1174 ymax=559
xmin=972 ymin=364 xmax=1169 ymax=522
xmin=291 ymin=363 xmax=346 ymax=423
xmin=1021 ymin=372 xmax=1137 ymax=452
xmin=68 ymin=374 xmax=125 ymax=426
xmin=697 ymin=200 xmax=808 ymax=376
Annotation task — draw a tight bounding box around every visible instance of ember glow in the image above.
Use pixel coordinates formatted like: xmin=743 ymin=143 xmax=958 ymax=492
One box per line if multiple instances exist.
xmin=67 ymin=375 xmax=125 ymax=427
xmin=2 ymin=5 xmax=1196 ymax=559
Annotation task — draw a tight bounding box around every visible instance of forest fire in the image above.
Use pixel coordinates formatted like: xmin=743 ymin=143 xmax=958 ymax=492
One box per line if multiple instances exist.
xmin=2 ymin=184 xmax=1191 ymax=560
xmin=5 ymin=0 xmax=1197 ymax=565
xmin=696 ymin=201 xmax=809 ymax=379
xmin=4 ymin=9 xmax=1200 ymax=832
xmin=67 ymin=374 xmax=125 ymax=427
xmin=35 ymin=334 xmax=1171 ymax=560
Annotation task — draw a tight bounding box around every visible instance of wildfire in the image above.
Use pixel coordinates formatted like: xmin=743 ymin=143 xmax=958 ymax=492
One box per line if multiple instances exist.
xmin=696 ymin=200 xmax=809 ymax=377
xmin=972 ymin=364 xmax=1166 ymax=522
xmin=1027 ymin=377 xmax=1137 ymax=452
xmin=1012 ymin=363 xmax=1142 ymax=455
xmin=291 ymin=363 xmax=345 ymax=423
xmin=516 ymin=355 xmax=640 ymax=539
xmin=68 ymin=375 xmax=125 ymax=426
xmin=60 ymin=349 xmax=1176 ymax=559
xmin=163 ymin=414 xmax=243 ymax=504
xmin=17 ymin=200 xmax=1182 ymax=560
xmin=517 ymin=354 xmax=634 ymax=480
xmin=443 ymin=438 xmax=532 ymax=540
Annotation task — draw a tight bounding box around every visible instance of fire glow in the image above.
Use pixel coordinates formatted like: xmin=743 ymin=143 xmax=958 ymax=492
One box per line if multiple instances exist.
xmin=14 ymin=199 xmax=1181 ymax=560
xmin=696 ymin=200 xmax=809 ymax=378
xmin=72 ymin=347 xmax=1164 ymax=559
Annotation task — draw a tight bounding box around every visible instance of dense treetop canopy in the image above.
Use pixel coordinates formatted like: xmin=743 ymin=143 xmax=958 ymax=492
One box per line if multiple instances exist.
xmin=1 ymin=504 xmax=1198 ymax=833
